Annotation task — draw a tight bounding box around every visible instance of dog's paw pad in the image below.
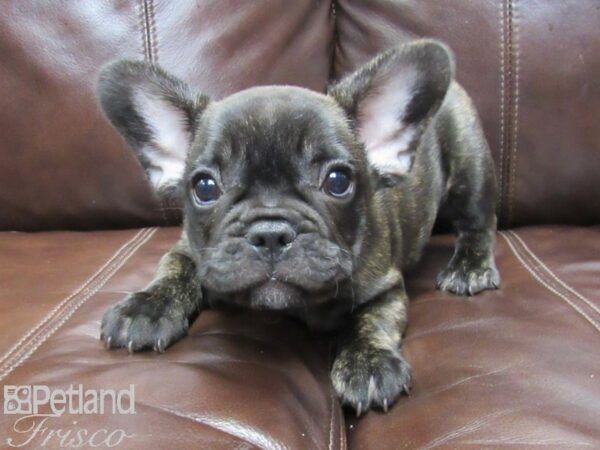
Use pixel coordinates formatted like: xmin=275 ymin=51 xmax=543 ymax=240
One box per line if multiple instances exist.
xmin=331 ymin=345 xmax=411 ymax=415
xmin=101 ymin=291 xmax=189 ymax=353
xmin=437 ymin=263 xmax=500 ymax=296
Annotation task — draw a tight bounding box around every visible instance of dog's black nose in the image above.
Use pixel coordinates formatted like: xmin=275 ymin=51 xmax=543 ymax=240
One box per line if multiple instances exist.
xmin=247 ymin=221 xmax=296 ymax=256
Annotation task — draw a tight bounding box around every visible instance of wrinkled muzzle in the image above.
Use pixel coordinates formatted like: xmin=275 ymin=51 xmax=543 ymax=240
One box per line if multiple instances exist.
xmin=198 ymin=219 xmax=353 ymax=309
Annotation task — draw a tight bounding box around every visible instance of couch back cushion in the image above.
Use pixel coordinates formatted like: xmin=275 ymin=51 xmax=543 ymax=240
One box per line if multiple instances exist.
xmin=335 ymin=0 xmax=600 ymax=227
xmin=2 ymin=1 xmax=598 ymax=230
xmin=0 ymin=0 xmax=334 ymax=230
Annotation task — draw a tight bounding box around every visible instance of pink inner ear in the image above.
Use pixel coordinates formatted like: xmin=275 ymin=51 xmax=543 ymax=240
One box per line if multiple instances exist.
xmin=357 ymin=67 xmax=419 ymax=176
xmin=366 ymin=127 xmax=417 ymax=175
xmin=134 ymin=91 xmax=190 ymax=190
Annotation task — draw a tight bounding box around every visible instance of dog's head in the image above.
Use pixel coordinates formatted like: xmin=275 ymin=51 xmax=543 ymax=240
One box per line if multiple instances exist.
xmin=97 ymin=40 xmax=453 ymax=311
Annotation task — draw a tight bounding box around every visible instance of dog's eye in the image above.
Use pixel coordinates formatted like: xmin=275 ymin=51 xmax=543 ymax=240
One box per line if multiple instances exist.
xmin=324 ymin=168 xmax=353 ymax=198
xmin=193 ymin=174 xmax=220 ymax=204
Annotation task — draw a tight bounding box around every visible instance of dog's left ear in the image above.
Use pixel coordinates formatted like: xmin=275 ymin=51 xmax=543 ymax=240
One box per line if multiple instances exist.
xmin=328 ymin=40 xmax=454 ymax=185
xmin=97 ymin=60 xmax=210 ymax=201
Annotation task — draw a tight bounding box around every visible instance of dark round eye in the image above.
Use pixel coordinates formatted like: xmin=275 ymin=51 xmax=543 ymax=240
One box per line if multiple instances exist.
xmin=193 ymin=174 xmax=220 ymax=204
xmin=324 ymin=168 xmax=353 ymax=198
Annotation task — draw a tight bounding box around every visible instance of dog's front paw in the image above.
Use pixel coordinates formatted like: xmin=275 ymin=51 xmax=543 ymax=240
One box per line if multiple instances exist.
xmin=101 ymin=290 xmax=190 ymax=353
xmin=331 ymin=344 xmax=411 ymax=416
xmin=437 ymin=258 xmax=500 ymax=296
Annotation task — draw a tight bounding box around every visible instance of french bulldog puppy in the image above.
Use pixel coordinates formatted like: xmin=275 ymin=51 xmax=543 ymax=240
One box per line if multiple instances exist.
xmin=97 ymin=40 xmax=500 ymax=415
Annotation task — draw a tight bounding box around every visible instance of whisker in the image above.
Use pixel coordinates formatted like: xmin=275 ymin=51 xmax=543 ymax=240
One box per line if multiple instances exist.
xmin=197 ymin=247 xmax=219 ymax=252
xmin=349 ymin=273 xmax=356 ymax=311
xmin=325 ymin=246 xmax=353 ymax=258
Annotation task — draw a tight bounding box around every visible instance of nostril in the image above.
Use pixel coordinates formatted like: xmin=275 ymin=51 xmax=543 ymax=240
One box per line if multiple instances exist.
xmin=280 ymin=230 xmax=295 ymax=246
xmin=248 ymin=233 xmax=266 ymax=247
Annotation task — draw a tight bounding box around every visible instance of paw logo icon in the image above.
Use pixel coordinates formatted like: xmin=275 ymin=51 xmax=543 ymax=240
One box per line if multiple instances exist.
xmin=3 ymin=386 xmax=32 ymax=414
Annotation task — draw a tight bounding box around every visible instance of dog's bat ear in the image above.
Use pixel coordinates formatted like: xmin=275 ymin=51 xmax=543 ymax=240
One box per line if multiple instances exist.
xmin=97 ymin=60 xmax=209 ymax=200
xmin=328 ymin=40 xmax=454 ymax=185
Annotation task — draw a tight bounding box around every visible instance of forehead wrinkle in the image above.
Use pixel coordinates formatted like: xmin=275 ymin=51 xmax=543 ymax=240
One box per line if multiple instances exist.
xmin=194 ymin=88 xmax=361 ymax=177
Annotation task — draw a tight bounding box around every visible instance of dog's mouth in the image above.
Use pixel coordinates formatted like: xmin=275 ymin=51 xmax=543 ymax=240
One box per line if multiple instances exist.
xmin=247 ymin=280 xmax=303 ymax=310
xmin=198 ymin=233 xmax=353 ymax=309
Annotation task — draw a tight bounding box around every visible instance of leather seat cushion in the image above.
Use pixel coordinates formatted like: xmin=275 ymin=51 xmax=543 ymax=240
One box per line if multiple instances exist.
xmin=1 ymin=226 xmax=598 ymax=448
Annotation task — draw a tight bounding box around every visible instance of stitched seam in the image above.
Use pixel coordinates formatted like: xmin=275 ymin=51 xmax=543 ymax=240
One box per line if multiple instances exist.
xmin=502 ymin=232 xmax=600 ymax=333
xmin=0 ymin=229 xmax=149 ymax=366
xmin=504 ymin=0 xmax=513 ymax=227
xmin=329 ymin=386 xmax=335 ymax=450
xmin=328 ymin=340 xmax=335 ymax=450
xmin=139 ymin=0 xmax=150 ymax=61
xmin=507 ymin=0 xmax=520 ymax=225
xmin=498 ymin=0 xmax=506 ymax=219
xmin=509 ymin=230 xmax=600 ymax=316
xmin=507 ymin=231 xmax=587 ymax=314
xmin=329 ymin=0 xmax=338 ymax=84
xmin=503 ymin=232 xmax=600 ymax=332
xmin=339 ymin=402 xmax=346 ymax=450
xmin=141 ymin=0 xmax=154 ymax=63
xmin=499 ymin=0 xmax=517 ymax=227
xmin=0 ymin=228 xmax=157 ymax=381
xmin=500 ymin=232 xmax=600 ymax=335
xmin=0 ymin=228 xmax=158 ymax=382
xmin=147 ymin=0 xmax=159 ymax=63
xmin=0 ymin=228 xmax=155 ymax=380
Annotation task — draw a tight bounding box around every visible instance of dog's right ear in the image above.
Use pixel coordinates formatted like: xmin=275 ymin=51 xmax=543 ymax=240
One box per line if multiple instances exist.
xmin=328 ymin=40 xmax=453 ymax=187
xmin=97 ymin=60 xmax=209 ymax=200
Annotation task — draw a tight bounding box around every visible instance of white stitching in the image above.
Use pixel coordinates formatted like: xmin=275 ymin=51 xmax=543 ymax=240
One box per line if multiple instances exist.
xmin=0 ymin=228 xmax=149 ymax=366
xmin=328 ymin=340 xmax=346 ymax=450
xmin=500 ymin=232 xmax=600 ymax=335
xmin=143 ymin=0 xmax=154 ymax=63
xmin=0 ymin=228 xmax=156 ymax=381
xmin=147 ymin=0 xmax=159 ymax=63
xmin=509 ymin=230 xmax=600 ymax=316
xmin=507 ymin=0 xmax=520 ymax=224
xmin=328 ymin=386 xmax=336 ymax=450
xmin=0 ymin=228 xmax=157 ymax=382
xmin=498 ymin=0 xmax=506 ymax=217
xmin=328 ymin=341 xmax=335 ymax=450
xmin=339 ymin=403 xmax=346 ymax=450
xmin=138 ymin=0 xmax=150 ymax=61
xmin=502 ymin=231 xmax=600 ymax=332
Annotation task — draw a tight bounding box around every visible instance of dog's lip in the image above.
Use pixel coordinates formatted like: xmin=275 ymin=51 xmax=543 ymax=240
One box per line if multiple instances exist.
xmin=203 ymin=270 xmax=309 ymax=295
xmin=203 ymin=275 xmax=266 ymax=294
xmin=202 ymin=270 xmax=284 ymax=294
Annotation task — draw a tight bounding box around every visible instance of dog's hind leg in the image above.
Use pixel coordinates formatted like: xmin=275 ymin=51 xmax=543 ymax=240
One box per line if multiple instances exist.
xmin=435 ymin=86 xmax=501 ymax=296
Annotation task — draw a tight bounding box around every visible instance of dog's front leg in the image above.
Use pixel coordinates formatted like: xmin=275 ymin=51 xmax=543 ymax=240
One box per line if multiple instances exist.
xmin=101 ymin=240 xmax=202 ymax=353
xmin=331 ymin=286 xmax=411 ymax=415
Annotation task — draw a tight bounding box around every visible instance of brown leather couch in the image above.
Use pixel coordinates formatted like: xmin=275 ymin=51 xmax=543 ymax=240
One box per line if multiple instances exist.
xmin=1 ymin=1 xmax=599 ymax=449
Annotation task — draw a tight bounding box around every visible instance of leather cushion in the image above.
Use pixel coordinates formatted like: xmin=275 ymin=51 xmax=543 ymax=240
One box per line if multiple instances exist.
xmin=1 ymin=226 xmax=598 ymax=448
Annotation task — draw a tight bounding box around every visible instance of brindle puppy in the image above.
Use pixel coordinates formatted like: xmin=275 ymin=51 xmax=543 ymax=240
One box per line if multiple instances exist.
xmin=97 ymin=40 xmax=500 ymax=415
